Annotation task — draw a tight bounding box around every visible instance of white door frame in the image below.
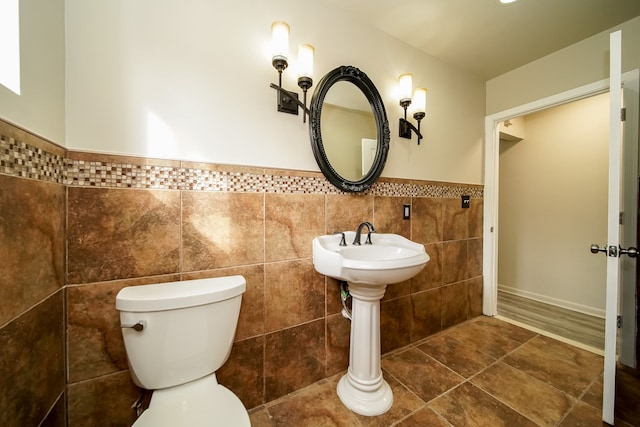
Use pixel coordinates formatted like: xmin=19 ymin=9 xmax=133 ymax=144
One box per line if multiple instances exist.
xmin=483 ymin=70 xmax=639 ymax=317
xmin=483 ymin=78 xmax=610 ymax=316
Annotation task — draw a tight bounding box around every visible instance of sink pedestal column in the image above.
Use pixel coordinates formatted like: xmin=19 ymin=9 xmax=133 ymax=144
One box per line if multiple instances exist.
xmin=337 ymin=282 xmax=393 ymax=416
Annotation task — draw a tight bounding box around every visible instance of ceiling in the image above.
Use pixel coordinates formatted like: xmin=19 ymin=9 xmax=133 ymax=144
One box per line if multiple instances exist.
xmin=321 ymin=0 xmax=640 ymax=80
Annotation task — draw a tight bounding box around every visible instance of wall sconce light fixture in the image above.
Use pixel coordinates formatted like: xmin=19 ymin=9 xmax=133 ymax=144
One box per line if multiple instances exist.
xmin=398 ymin=73 xmax=426 ymax=144
xmin=269 ymin=21 xmax=314 ymax=122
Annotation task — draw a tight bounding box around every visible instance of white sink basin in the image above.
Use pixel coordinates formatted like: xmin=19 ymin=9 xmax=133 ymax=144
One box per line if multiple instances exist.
xmin=314 ymin=230 xmax=430 ymax=415
xmin=312 ymin=231 xmax=430 ymax=285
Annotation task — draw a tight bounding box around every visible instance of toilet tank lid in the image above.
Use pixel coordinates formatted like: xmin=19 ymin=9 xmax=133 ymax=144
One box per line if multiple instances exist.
xmin=115 ymin=275 xmax=246 ymax=312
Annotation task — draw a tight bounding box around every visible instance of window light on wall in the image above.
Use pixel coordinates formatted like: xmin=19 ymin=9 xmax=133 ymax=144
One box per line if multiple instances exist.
xmin=0 ymin=0 xmax=21 ymax=95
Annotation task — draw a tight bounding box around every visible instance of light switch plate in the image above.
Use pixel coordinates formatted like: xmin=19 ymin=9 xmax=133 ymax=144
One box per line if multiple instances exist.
xmin=403 ymin=204 xmax=410 ymax=219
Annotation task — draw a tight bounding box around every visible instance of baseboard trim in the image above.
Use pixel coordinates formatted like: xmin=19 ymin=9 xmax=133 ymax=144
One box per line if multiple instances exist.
xmin=498 ymin=285 xmax=605 ymax=319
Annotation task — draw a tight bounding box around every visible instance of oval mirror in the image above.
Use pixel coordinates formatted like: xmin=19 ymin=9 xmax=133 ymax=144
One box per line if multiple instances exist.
xmin=309 ymin=66 xmax=390 ymax=192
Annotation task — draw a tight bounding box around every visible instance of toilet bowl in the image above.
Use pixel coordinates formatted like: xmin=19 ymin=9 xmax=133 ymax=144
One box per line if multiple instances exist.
xmin=116 ymin=275 xmax=251 ymax=426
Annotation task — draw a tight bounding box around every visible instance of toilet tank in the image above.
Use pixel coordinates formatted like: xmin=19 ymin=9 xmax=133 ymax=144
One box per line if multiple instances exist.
xmin=116 ymin=276 xmax=245 ymax=390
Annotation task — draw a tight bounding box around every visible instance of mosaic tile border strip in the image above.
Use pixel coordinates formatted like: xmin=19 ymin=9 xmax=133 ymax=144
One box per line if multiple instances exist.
xmin=0 ymin=132 xmax=483 ymax=198
xmin=1 ymin=135 xmax=65 ymax=183
xmin=64 ymin=161 xmax=483 ymax=198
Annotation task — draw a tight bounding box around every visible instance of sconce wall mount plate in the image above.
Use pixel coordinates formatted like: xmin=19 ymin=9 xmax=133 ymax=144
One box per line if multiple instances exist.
xmin=272 ymin=85 xmax=300 ymax=115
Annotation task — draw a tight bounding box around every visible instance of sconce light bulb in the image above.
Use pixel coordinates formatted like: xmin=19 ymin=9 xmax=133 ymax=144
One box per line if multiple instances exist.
xmin=413 ymin=88 xmax=427 ymax=114
xmin=398 ymin=73 xmax=413 ymax=106
xmin=271 ymin=21 xmax=290 ymax=70
xmin=298 ymin=44 xmax=314 ymax=80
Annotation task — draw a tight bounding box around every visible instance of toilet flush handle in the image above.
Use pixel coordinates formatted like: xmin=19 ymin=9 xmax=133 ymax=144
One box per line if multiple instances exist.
xmin=121 ymin=320 xmax=146 ymax=332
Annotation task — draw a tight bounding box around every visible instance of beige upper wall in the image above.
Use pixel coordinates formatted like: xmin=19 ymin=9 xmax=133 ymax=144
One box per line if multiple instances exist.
xmin=0 ymin=0 xmax=65 ymax=142
xmin=14 ymin=3 xmax=636 ymax=184
xmin=64 ymin=0 xmax=486 ymax=184
xmin=486 ymin=16 xmax=640 ymax=115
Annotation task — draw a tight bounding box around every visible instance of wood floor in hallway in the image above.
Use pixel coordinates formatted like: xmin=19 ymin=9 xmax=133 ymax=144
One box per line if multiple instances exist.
xmin=248 ymin=316 xmax=640 ymax=426
xmin=497 ymin=291 xmax=605 ymax=350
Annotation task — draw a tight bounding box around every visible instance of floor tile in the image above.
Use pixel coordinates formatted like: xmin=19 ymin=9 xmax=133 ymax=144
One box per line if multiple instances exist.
xmin=471 ymin=362 xmax=574 ymax=426
xmin=502 ymin=336 xmax=603 ymax=397
xmin=441 ymin=319 xmax=524 ymax=359
xmin=429 ymin=382 xmax=538 ymax=427
xmin=417 ymin=334 xmax=496 ymax=378
xmin=581 ymin=374 xmax=603 ymax=410
xmin=382 ymin=347 xmax=464 ymax=403
xmin=257 ymin=375 xmax=362 ymax=427
xmin=527 ymin=335 xmax=603 ymax=371
xmin=352 ymin=372 xmax=427 ymax=427
xmin=471 ymin=316 xmax=538 ymax=343
xmin=393 ymin=407 xmax=450 ymax=427
xmin=249 ymin=407 xmax=277 ymax=427
xmin=557 ymin=401 xmax=605 ymax=426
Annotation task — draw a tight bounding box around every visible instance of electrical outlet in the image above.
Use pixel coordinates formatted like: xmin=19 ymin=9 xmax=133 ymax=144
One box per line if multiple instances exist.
xmin=461 ymin=195 xmax=470 ymax=209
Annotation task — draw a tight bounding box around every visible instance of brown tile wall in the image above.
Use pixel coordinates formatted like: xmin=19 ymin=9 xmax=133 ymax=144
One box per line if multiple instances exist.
xmin=0 ymin=121 xmax=66 ymax=427
xmin=0 ymin=118 xmax=483 ymax=425
xmin=65 ymin=176 xmax=484 ymax=423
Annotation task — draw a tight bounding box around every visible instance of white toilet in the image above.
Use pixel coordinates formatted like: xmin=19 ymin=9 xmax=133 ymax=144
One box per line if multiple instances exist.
xmin=115 ymin=275 xmax=251 ymax=426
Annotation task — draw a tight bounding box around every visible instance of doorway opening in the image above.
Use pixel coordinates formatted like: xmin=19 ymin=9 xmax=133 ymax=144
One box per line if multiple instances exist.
xmin=495 ymin=92 xmax=609 ymax=352
xmin=483 ymin=70 xmax=639 ymax=368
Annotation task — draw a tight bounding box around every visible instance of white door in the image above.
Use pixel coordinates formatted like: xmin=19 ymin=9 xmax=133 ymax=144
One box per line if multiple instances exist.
xmin=361 ymin=138 xmax=377 ymax=176
xmin=594 ymin=30 xmax=637 ymax=424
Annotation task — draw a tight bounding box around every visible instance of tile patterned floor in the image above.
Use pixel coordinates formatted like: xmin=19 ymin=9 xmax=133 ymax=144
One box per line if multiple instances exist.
xmin=248 ymin=316 xmax=640 ymax=426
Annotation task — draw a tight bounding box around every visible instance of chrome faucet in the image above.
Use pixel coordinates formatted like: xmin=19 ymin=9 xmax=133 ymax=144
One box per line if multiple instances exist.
xmin=353 ymin=222 xmax=375 ymax=245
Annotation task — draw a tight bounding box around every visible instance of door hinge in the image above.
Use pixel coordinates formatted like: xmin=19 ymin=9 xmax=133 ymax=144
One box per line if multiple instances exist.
xmin=617 ymin=315 xmax=622 ymax=328
xmin=620 ymin=211 xmax=624 ymax=225
xmin=621 ymin=107 xmax=627 ymax=121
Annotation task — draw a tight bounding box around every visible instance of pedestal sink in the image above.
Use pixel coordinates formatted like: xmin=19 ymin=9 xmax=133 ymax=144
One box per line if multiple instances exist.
xmin=312 ymin=231 xmax=429 ymax=416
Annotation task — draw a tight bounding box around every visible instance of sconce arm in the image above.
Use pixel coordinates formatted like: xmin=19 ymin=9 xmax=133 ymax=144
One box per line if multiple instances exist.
xmin=399 ymin=117 xmax=423 ymax=140
xmin=270 ymin=83 xmax=311 ymax=115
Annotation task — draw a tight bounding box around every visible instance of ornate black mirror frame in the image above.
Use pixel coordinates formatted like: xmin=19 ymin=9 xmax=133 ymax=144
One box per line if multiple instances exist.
xmin=309 ymin=65 xmax=390 ymax=193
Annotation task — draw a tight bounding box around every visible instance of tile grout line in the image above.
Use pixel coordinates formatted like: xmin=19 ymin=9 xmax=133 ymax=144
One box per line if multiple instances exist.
xmin=553 ymin=367 xmax=607 ymax=426
xmin=385 ymin=320 xmax=540 ymax=424
xmin=410 ymin=322 xmax=547 ymax=425
xmin=462 ymin=330 xmax=603 ymax=427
